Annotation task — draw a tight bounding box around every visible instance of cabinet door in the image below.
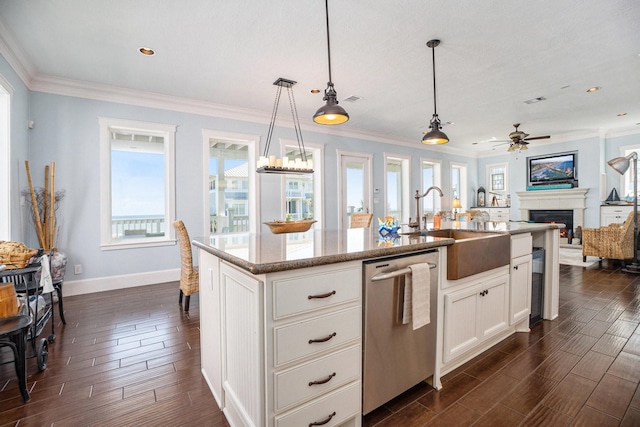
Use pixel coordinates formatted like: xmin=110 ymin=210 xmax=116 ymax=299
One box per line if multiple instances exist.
xmin=601 ymin=206 xmax=632 ymax=226
xmin=510 ymin=254 xmax=532 ymax=325
xmin=478 ymin=275 xmax=509 ymax=341
xmin=443 ymin=286 xmax=479 ymax=363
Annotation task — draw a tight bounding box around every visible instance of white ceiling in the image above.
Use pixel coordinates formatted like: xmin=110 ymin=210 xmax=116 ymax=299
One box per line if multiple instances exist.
xmin=1 ymin=0 xmax=639 ymax=153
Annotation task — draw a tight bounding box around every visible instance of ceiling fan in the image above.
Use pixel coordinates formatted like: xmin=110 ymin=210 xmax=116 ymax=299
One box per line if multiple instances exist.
xmin=506 ymin=123 xmax=550 ymax=152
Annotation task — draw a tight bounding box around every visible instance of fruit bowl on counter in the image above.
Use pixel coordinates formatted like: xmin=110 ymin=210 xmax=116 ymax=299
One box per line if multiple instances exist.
xmin=264 ymin=219 xmax=317 ymax=234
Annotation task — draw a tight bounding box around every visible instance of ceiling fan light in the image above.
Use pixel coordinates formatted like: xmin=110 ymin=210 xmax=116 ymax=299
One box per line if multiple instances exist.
xmin=507 ymin=143 xmax=516 ymax=152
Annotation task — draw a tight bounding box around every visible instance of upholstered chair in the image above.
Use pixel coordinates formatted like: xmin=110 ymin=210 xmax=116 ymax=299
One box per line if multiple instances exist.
xmin=172 ymin=220 xmax=199 ymax=311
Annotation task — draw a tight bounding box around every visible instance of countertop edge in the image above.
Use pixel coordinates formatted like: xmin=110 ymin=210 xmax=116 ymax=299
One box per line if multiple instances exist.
xmin=193 ymin=239 xmax=453 ymax=275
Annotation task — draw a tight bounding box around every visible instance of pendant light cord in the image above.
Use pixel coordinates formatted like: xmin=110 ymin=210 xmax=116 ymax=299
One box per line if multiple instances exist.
xmin=431 ymin=43 xmax=437 ymax=116
xmin=324 ymin=0 xmax=332 ymax=84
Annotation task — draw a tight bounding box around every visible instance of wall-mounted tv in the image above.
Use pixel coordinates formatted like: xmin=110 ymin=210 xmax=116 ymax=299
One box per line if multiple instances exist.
xmin=527 ymin=151 xmax=577 ymax=187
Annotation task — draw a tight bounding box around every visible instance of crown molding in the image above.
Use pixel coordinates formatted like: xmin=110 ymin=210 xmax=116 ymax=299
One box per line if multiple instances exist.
xmin=0 ymin=18 xmax=34 ymax=87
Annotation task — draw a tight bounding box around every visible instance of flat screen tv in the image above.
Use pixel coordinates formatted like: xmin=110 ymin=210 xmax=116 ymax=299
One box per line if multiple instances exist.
xmin=527 ymin=151 xmax=577 ymax=186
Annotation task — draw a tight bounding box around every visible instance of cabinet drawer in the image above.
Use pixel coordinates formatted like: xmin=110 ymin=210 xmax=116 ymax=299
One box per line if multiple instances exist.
xmin=274 ymin=345 xmax=360 ymax=412
xmin=273 ymin=266 xmax=361 ymax=320
xmin=511 ymin=233 xmax=532 ymax=258
xmin=275 ymin=382 xmax=360 ymax=427
xmin=274 ymin=307 xmax=361 ymax=366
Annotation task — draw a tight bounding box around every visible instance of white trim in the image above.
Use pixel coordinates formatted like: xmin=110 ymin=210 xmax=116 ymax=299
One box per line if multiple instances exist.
xmin=0 ymin=18 xmax=34 ymax=87
xmin=63 ymin=268 xmax=180 ymax=297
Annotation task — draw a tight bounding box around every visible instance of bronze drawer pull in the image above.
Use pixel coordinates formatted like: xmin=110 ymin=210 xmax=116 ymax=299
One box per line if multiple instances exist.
xmin=308 ymin=372 xmax=336 ymax=386
xmin=308 ymin=290 xmax=336 ymax=300
xmin=309 ymin=332 xmax=337 ymax=344
xmin=309 ymin=411 xmax=336 ymax=426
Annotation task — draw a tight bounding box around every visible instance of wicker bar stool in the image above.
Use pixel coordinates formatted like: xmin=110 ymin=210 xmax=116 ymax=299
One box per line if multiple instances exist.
xmin=172 ymin=221 xmax=199 ymax=311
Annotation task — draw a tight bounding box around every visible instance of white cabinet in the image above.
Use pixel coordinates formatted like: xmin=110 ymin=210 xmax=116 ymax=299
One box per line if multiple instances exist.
xmin=600 ymin=205 xmax=633 ymax=226
xmin=475 ymin=207 xmax=510 ymax=221
xmin=443 ymin=270 xmax=509 ymax=363
xmin=509 ymin=234 xmax=532 ymax=328
xmin=199 ymin=251 xmax=362 ymax=427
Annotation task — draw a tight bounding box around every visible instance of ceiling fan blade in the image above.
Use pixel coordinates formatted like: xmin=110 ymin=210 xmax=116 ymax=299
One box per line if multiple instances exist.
xmin=523 ymin=135 xmax=550 ymax=141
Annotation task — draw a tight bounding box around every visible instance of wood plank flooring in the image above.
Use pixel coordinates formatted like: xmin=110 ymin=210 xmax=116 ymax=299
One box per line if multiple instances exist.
xmin=0 ymin=261 xmax=638 ymax=426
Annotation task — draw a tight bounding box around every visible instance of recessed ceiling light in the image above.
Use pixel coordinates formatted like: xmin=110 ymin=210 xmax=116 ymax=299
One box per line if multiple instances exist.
xmin=310 ymin=89 xmax=321 ymax=94
xmin=618 ymin=113 xmax=627 ymax=117
xmin=524 ymin=96 xmax=546 ymax=104
xmin=586 ymin=86 xmax=601 ymax=93
xmin=139 ymin=47 xmax=156 ymax=56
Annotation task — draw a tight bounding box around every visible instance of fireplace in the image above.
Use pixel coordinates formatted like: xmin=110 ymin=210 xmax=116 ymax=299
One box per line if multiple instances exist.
xmin=516 ymin=188 xmax=589 ymax=245
xmin=530 ymin=210 xmax=574 ymax=242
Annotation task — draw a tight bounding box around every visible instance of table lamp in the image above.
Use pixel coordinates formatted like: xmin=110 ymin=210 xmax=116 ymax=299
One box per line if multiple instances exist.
xmin=452 ymin=197 xmax=462 ymax=216
xmin=608 ymin=152 xmax=640 ymax=274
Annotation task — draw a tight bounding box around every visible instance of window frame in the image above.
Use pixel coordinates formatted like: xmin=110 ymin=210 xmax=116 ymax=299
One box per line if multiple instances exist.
xmin=202 ymin=129 xmax=259 ymax=237
xmin=99 ymin=117 xmax=177 ymax=250
xmin=421 ymin=158 xmax=442 ymax=217
xmin=281 ymin=139 xmax=324 ymax=228
xmin=621 ymin=145 xmax=640 ymax=200
xmin=384 ymin=153 xmax=411 ymax=222
xmin=450 ymin=162 xmax=468 ymax=211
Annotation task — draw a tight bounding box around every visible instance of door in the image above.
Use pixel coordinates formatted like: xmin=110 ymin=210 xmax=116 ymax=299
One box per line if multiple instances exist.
xmin=338 ymin=151 xmax=372 ymax=230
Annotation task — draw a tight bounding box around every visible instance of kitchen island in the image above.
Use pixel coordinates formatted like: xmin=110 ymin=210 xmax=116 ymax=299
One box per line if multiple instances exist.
xmin=193 ymin=222 xmax=562 ymax=427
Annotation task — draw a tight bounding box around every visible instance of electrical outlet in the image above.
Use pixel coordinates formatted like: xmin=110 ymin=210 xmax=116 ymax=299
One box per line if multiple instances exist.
xmin=74 ymin=264 xmax=82 ymax=275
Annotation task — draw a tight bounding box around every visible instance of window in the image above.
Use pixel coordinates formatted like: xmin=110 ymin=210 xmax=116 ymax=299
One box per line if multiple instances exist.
xmin=207 ymin=134 xmax=257 ymax=235
xmin=385 ymin=154 xmax=410 ymax=222
xmin=0 ymin=75 xmax=11 ymax=240
xmin=486 ymin=162 xmax=508 ymax=205
xmin=451 ymin=162 xmax=468 ymax=211
xmin=422 ymin=159 xmax=442 ymax=217
xmin=99 ymin=118 xmax=176 ymax=249
xmin=622 ymin=146 xmax=640 ymax=200
xmin=283 ymin=142 xmax=323 ymax=226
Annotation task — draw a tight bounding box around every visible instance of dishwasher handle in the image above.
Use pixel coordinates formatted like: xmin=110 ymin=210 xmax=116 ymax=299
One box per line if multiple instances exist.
xmin=370 ymin=263 xmax=436 ymax=282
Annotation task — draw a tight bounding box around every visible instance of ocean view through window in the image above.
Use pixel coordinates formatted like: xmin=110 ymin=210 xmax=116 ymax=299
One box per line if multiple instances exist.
xmin=99 ymin=118 xmax=176 ymax=249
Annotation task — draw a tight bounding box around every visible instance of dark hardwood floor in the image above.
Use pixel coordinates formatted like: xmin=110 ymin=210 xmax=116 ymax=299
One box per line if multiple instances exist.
xmin=0 ymin=262 xmax=638 ymax=426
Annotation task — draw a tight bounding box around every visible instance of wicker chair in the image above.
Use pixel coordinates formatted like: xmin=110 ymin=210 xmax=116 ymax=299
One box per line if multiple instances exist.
xmin=173 ymin=220 xmax=199 ymax=311
xmin=582 ymin=211 xmax=635 ymax=264
xmin=350 ymin=213 xmax=373 ymax=228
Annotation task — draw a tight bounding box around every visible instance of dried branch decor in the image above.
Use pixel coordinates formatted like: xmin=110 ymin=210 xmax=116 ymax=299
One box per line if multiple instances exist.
xmin=22 ymin=161 xmax=64 ymax=251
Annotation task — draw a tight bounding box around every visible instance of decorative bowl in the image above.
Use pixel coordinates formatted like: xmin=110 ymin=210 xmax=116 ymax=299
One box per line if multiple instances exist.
xmin=264 ymin=220 xmax=317 ymax=234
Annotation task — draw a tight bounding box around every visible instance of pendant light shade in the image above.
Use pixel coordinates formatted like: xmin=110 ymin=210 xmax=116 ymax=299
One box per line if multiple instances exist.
xmin=422 ymin=39 xmax=449 ymax=145
xmin=313 ymin=0 xmax=349 ymax=125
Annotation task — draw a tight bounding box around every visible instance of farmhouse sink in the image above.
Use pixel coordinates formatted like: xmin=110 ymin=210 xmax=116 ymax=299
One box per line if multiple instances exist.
xmin=424 ymin=229 xmax=510 ymax=280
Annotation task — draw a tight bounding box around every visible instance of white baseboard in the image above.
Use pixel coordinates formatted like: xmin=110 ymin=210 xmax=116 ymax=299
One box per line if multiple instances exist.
xmin=62 ymin=268 xmax=180 ymax=297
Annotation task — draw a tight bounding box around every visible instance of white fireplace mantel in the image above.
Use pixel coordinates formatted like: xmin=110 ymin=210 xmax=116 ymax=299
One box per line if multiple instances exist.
xmin=516 ymin=188 xmax=589 ymax=230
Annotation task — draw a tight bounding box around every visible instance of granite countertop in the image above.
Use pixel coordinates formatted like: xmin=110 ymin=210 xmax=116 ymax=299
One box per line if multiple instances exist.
xmin=193 ymin=221 xmax=563 ymax=275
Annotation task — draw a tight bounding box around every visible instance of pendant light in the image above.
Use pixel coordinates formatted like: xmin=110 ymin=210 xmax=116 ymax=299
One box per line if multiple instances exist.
xmin=422 ymin=39 xmax=449 ymax=145
xmin=313 ymin=0 xmax=349 ymax=125
xmin=256 ymin=78 xmax=313 ymax=174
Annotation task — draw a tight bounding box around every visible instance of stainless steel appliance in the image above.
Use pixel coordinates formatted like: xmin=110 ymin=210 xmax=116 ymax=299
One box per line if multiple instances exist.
xmin=362 ymin=249 xmax=439 ymax=414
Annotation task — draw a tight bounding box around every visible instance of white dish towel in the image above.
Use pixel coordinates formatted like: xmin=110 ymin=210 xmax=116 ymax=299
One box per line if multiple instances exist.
xmin=402 ymin=263 xmax=431 ymax=330
xmin=40 ymin=254 xmax=55 ymax=294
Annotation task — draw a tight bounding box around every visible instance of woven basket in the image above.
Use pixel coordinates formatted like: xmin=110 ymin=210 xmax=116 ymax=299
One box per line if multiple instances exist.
xmin=264 ymin=220 xmax=317 ymax=234
xmin=0 ymin=241 xmax=38 ymax=269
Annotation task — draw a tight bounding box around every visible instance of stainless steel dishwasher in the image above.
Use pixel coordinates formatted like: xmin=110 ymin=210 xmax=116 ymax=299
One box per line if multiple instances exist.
xmin=362 ymin=249 xmax=439 ymax=415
